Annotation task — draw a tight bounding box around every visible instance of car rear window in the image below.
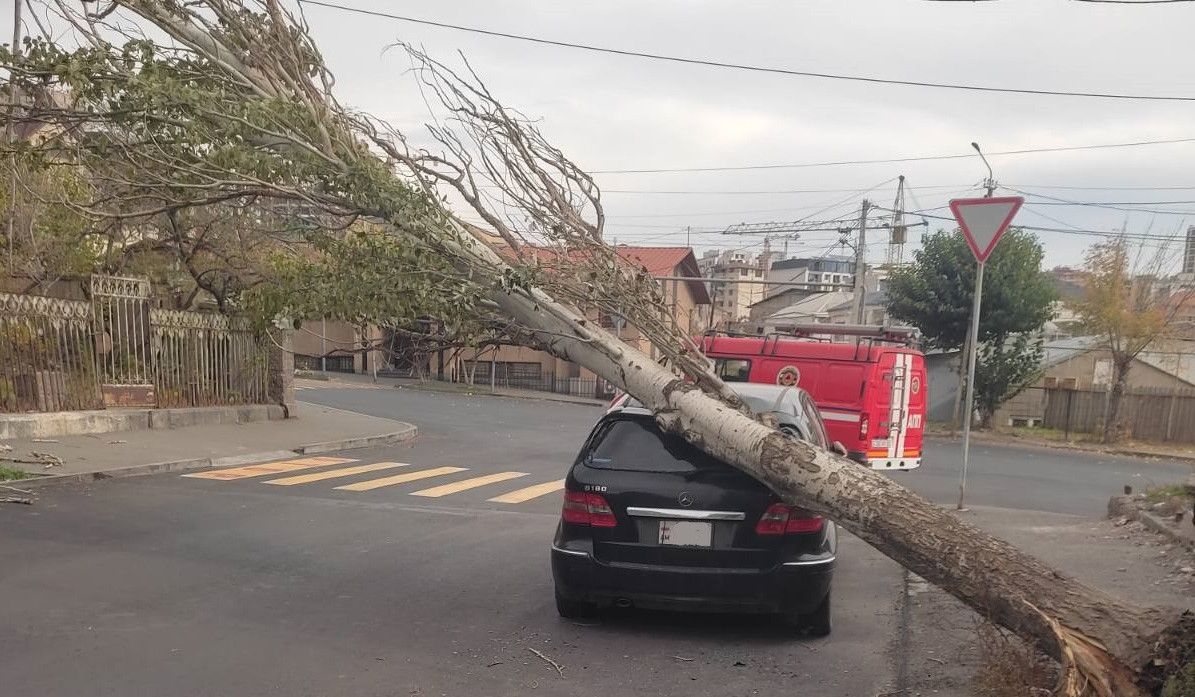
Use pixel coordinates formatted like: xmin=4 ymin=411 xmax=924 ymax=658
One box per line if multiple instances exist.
xmin=584 ymin=418 xmax=725 ymax=473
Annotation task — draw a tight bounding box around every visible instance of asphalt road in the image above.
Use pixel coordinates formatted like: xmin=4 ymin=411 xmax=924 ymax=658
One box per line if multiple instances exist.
xmin=4 ymin=387 xmax=1190 ymax=697
xmin=1 ymin=388 xmax=904 ymax=697
xmin=300 ymin=385 xmax=1194 ymax=517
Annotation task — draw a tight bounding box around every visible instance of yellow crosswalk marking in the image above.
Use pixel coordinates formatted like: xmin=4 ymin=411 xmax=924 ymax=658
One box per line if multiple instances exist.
xmin=264 ymin=462 xmax=408 ymax=486
xmin=409 ymin=471 xmax=528 ymax=498
xmin=334 ymin=466 xmax=466 ymax=492
xmin=182 ymin=457 xmax=356 ymax=480
xmin=487 ymin=479 xmax=566 ymax=504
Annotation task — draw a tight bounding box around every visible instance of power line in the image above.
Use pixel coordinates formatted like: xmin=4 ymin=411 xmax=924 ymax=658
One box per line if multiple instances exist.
xmin=877 ymin=204 xmax=1188 ymax=243
xmin=588 ymin=138 xmax=1195 ymax=174
xmin=1004 ymin=186 xmax=1195 ymax=216
xmin=299 ymin=0 xmax=1195 ymax=103
xmin=601 ymin=183 xmax=971 ymax=195
xmin=1010 ymin=183 xmax=1195 ymax=191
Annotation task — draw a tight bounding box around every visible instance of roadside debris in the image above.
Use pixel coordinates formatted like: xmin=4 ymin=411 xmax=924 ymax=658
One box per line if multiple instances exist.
xmin=527 ymin=647 xmax=564 ymax=677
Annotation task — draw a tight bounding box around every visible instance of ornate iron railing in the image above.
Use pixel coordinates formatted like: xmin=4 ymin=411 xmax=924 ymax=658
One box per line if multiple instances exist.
xmin=0 ymin=276 xmax=268 ymax=413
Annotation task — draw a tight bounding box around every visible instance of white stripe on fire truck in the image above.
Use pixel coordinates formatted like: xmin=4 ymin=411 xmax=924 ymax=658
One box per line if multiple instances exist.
xmin=820 ymin=411 xmax=861 ymax=423
xmin=895 ymin=353 xmax=912 ymax=458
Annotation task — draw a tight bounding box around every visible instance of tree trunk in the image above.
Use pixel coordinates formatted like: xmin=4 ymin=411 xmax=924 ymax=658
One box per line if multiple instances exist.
xmin=1104 ymin=361 xmax=1131 ymax=444
xmin=951 ymin=349 xmax=966 ymax=436
xmin=480 ymin=269 xmax=1188 ymax=696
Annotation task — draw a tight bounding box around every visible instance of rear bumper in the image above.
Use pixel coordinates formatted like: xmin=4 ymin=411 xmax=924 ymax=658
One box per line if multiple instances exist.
xmin=848 ymin=451 xmax=921 ymax=470
xmin=551 ymin=544 xmax=834 ymax=614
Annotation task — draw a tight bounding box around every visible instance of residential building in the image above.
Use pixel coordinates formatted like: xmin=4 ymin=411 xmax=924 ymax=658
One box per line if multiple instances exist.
xmin=766 ymin=256 xmax=854 ymax=298
xmin=293 ymin=321 xmax=385 ymax=375
xmin=452 ymin=245 xmax=711 ymax=396
xmin=699 ymin=248 xmax=770 ymax=330
xmin=992 ymin=337 xmax=1195 ymax=428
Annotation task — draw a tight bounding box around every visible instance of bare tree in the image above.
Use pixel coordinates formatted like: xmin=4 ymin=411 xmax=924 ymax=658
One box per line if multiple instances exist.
xmin=1071 ymin=235 xmax=1193 ymax=444
xmin=3 ymin=3 xmax=1191 ymax=694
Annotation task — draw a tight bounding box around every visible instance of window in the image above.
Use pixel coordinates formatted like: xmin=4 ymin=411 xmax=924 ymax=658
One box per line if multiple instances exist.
xmin=714 ymin=358 xmax=752 ymax=382
xmin=585 ymin=418 xmax=725 ymax=473
xmin=799 ymin=392 xmax=830 ymax=449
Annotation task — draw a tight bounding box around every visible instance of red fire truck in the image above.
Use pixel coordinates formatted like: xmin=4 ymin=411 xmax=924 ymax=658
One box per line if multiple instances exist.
xmin=699 ymin=325 xmax=926 ymax=470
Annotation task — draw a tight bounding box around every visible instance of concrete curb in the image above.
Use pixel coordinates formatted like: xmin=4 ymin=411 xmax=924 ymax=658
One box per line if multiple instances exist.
xmin=4 ymin=422 xmax=419 ymax=491
xmin=0 ymin=404 xmax=286 ymax=440
xmin=393 ymin=382 xmax=606 ymax=408
xmin=1137 ymin=511 xmax=1195 ymax=551
xmin=296 ymin=423 xmax=419 ymax=455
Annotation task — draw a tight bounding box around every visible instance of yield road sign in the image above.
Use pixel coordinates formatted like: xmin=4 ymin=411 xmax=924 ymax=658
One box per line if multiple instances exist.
xmin=949 ymin=196 xmax=1024 ymax=262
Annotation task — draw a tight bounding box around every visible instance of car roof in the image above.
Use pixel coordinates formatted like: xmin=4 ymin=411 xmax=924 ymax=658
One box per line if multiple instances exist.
xmin=609 ymin=383 xmax=810 ymax=416
xmin=723 ymin=382 xmax=806 ymax=403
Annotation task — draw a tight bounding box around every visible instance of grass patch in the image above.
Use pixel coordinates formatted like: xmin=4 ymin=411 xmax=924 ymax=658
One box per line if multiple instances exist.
xmin=0 ymin=466 xmax=30 ymax=481
xmin=1006 ymin=425 xmax=1095 ymax=442
xmin=1145 ymin=483 xmax=1192 ymax=504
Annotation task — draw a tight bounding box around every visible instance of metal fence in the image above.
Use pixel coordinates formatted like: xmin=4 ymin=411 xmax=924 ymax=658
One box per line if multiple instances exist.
xmin=454 ymin=361 xmax=613 ymax=399
xmin=0 ymin=292 xmax=102 ymax=412
xmin=1012 ymin=385 xmax=1195 ymax=444
xmin=0 ymin=276 xmax=269 ymax=413
xmin=150 ymin=309 xmax=268 ymax=408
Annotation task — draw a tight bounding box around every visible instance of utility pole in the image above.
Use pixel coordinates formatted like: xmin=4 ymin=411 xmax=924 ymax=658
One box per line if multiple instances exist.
xmin=851 ymin=199 xmax=870 ymax=324
xmin=6 ymin=0 xmax=23 ymax=273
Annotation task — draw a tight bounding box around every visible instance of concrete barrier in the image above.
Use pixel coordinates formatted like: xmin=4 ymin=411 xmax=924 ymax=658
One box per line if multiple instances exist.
xmin=0 ymin=404 xmax=286 ymax=440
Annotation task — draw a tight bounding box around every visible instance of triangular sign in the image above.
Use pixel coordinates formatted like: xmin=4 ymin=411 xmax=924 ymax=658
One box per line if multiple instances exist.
xmin=949 ymin=196 xmax=1024 ymax=263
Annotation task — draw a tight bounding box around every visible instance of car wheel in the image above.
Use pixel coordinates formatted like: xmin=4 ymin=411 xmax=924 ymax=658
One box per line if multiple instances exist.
xmin=555 ymin=589 xmax=597 ymax=620
xmin=800 ymin=591 xmax=832 ymax=637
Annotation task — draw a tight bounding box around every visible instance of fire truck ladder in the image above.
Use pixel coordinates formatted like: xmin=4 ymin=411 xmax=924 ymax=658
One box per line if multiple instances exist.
xmin=888 ymin=362 xmax=908 ymax=445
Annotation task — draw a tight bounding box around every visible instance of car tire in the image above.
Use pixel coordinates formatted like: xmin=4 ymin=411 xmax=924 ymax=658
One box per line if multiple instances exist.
xmin=555 ymin=590 xmax=597 ymax=620
xmin=800 ymin=591 xmax=832 ymax=637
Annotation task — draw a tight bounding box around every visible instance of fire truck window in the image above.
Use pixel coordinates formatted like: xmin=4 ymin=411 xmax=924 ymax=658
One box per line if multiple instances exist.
xmin=715 ymin=359 xmax=751 ymax=382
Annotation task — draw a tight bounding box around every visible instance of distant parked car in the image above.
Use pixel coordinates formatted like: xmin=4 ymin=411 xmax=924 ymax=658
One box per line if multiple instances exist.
xmin=552 ymin=384 xmax=838 ymax=636
xmin=607 ymin=383 xmax=845 ymax=452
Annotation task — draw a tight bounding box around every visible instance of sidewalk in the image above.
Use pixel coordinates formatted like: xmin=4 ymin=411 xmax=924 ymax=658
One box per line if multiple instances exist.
xmin=296 ymin=372 xmax=608 ymax=407
xmin=1 ymin=401 xmax=416 ymax=489
xmin=928 ymin=426 xmax=1195 ymax=465
xmin=901 ymin=505 xmax=1194 ymax=696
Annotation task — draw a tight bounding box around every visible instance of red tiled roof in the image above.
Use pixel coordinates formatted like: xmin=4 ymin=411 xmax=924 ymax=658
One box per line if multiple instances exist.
xmin=614 ymin=247 xmax=692 ymax=276
xmin=615 ymin=246 xmax=709 ymax=305
xmin=468 ymin=232 xmax=710 ymax=304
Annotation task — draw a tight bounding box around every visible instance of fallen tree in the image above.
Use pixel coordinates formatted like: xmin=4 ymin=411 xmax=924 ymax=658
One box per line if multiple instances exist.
xmin=5 ymin=2 xmax=1192 ymax=693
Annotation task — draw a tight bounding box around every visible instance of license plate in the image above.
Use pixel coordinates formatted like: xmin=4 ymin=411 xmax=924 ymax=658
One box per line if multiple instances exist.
xmin=658 ymin=520 xmax=712 ymax=547
xmin=870 ymin=438 xmax=891 ymax=448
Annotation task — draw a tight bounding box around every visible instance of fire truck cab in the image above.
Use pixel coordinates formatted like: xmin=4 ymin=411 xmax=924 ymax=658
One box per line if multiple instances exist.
xmin=700 ymin=325 xmax=926 ymax=470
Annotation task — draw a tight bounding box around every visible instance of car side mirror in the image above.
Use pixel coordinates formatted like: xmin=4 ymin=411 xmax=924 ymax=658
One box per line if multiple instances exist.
xmin=831 ymin=441 xmax=848 ymax=458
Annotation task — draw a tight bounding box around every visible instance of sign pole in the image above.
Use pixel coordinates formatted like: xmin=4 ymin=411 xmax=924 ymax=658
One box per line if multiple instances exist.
xmin=958 ymin=259 xmax=984 ymax=511
xmin=948 ymin=194 xmax=1023 ymax=513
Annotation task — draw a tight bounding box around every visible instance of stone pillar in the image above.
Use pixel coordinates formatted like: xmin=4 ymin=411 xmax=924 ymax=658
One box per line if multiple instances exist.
xmin=268 ymin=328 xmax=297 ymax=418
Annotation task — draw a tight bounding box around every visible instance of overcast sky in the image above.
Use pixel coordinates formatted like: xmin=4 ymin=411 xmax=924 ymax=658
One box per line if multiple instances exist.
xmin=12 ymin=0 xmax=1195 ymax=270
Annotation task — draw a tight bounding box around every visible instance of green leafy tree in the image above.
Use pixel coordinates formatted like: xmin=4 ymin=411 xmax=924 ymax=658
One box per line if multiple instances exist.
xmin=972 ymin=332 xmax=1044 ymax=428
xmin=885 ymin=227 xmax=1057 ymax=426
xmin=885 ymin=227 xmax=1058 ymax=351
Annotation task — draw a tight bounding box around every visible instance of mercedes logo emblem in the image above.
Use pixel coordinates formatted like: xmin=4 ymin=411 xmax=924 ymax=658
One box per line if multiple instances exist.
xmin=677 ymin=492 xmax=695 ymax=507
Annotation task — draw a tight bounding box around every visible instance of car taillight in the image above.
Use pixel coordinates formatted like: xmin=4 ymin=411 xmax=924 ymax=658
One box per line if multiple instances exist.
xmin=562 ymin=491 xmax=617 ymax=527
xmin=859 ymin=413 xmax=869 ymax=440
xmin=755 ymin=503 xmax=825 ymax=535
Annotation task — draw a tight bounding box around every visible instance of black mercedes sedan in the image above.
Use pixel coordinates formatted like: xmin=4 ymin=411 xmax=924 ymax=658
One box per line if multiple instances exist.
xmin=550 ymin=385 xmax=837 ymax=636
